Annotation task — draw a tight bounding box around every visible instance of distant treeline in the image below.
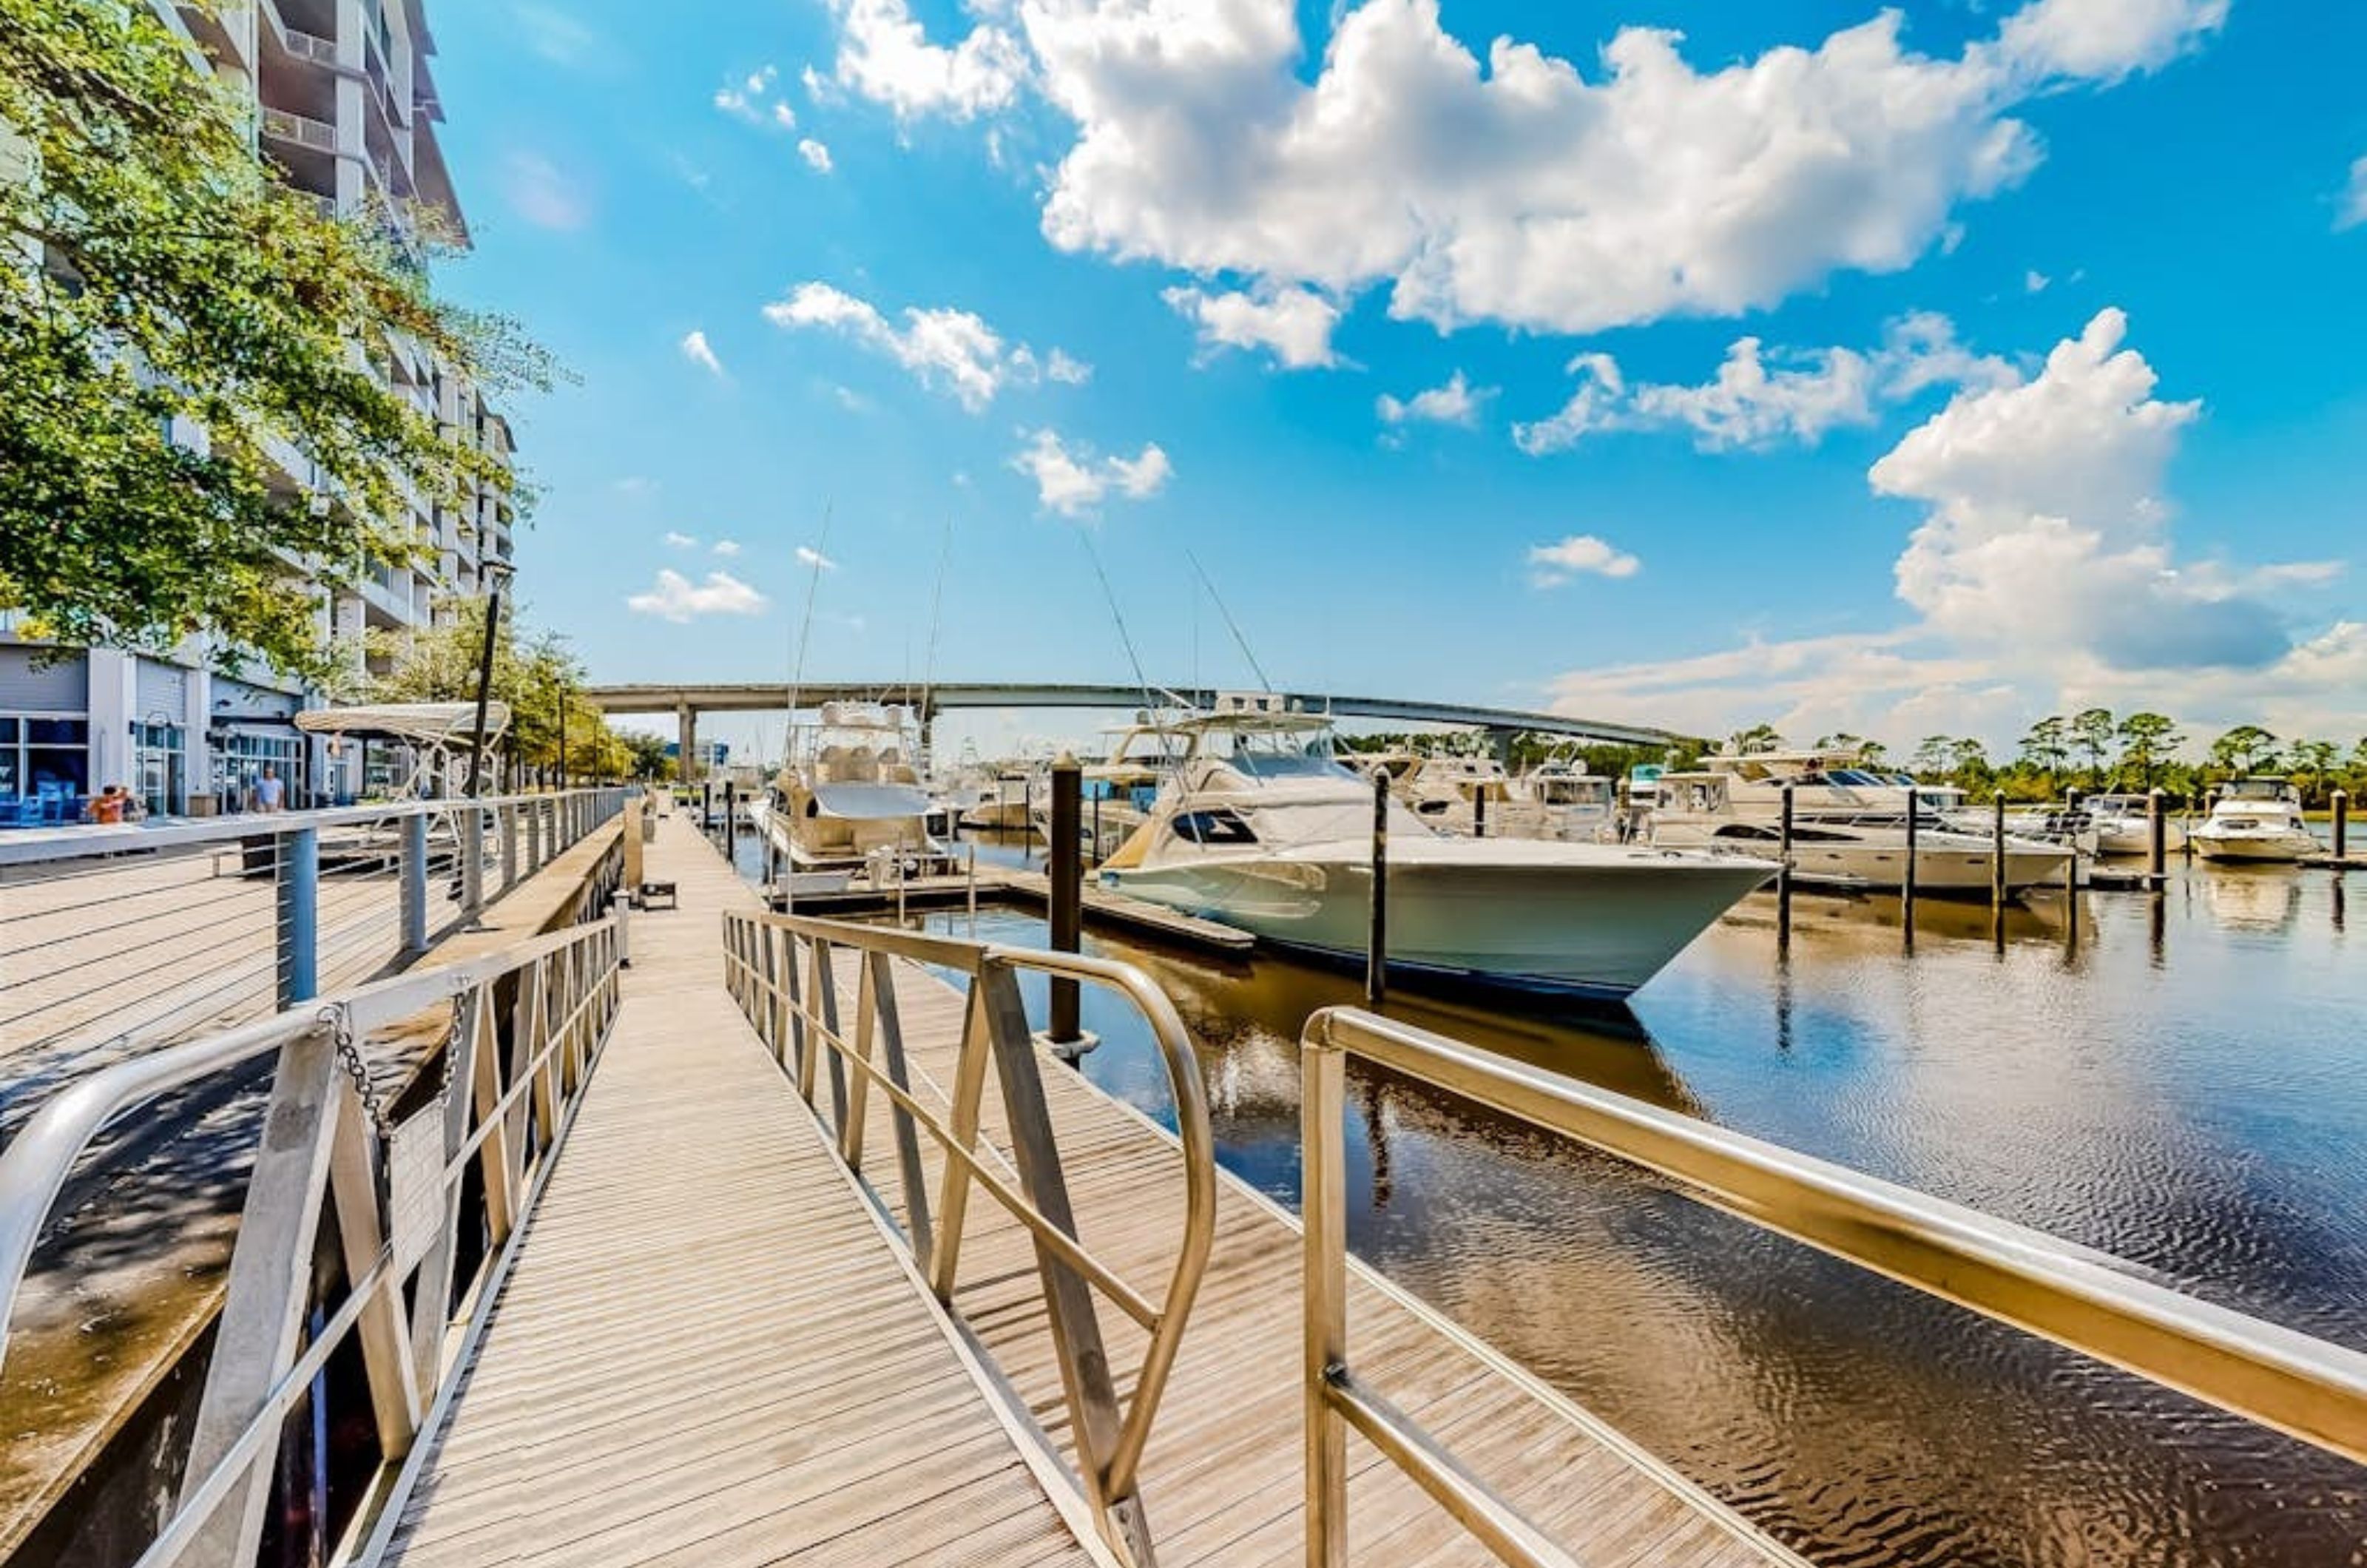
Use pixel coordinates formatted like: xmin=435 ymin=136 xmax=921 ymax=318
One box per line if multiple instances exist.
xmin=1343 ymin=713 xmax=2367 ymax=808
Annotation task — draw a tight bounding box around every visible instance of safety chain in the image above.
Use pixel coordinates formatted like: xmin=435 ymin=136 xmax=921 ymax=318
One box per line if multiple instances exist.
xmin=318 ymin=1001 xmax=392 ymax=1140
xmin=317 ymin=990 xmax=468 ymax=1141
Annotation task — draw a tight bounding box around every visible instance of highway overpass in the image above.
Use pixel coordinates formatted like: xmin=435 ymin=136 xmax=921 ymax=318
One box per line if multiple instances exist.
xmin=579 ymin=680 xmax=1688 ymax=774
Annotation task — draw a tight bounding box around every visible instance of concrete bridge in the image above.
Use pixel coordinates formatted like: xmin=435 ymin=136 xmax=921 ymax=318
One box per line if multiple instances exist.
xmin=578 ymin=681 xmax=1689 ymax=777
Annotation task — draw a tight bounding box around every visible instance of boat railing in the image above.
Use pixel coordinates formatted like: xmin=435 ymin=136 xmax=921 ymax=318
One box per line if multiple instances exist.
xmin=720 ymin=910 xmax=1218 ymax=1567
xmin=1298 ymin=1004 xmax=2367 ymax=1568
xmin=0 ymin=913 xmax=628 ymax=1567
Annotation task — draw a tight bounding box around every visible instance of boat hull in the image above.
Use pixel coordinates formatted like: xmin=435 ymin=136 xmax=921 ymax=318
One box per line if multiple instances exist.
xmin=2192 ymin=831 xmax=2315 ymax=864
xmin=1652 ymin=825 xmax=2071 ymax=893
xmin=1105 ymin=848 xmax=1772 ymax=996
xmin=2094 ymin=821 xmax=2187 ymax=856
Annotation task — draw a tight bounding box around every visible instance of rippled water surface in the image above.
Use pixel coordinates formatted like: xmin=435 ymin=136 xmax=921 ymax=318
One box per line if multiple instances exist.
xmin=744 ymin=827 xmax=2366 ymax=1567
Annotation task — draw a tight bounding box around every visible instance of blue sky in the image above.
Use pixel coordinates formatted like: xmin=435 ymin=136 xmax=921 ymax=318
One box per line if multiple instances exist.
xmin=424 ymin=0 xmax=2367 ymax=760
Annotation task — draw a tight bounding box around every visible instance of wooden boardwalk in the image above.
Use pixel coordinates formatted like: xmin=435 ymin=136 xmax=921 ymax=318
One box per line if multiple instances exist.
xmin=381 ymin=812 xmax=1794 ymax=1567
xmin=383 ymin=811 xmax=1110 ymax=1567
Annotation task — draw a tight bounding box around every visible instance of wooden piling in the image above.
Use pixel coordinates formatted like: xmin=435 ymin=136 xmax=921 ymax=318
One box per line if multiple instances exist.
xmin=2336 ymin=789 xmax=2350 ymax=862
xmin=1901 ymin=791 xmax=1918 ymax=951
xmin=1775 ymin=785 xmax=1793 ymax=953
xmin=1990 ymin=791 xmax=2008 ymax=911
xmin=1366 ymin=772 xmax=1388 ymax=1010
xmin=1048 ymin=754 xmax=1082 ymax=1045
xmin=2148 ymin=788 xmax=2167 ymax=885
xmin=2064 ymin=788 xmax=2082 ymax=899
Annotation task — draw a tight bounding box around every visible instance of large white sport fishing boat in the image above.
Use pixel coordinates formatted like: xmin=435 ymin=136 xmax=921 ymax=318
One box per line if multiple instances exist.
xmin=770 ymin=702 xmax=955 ymax=882
xmin=1095 ymin=696 xmax=1775 ymax=1000
xmin=2191 ymin=778 xmax=2317 ymax=863
xmin=1650 ymin=751 xmax=2070 ymax=893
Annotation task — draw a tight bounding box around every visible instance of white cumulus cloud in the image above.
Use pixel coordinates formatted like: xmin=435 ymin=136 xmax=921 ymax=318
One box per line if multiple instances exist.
xmin=825 ymin=0 xmax=1028 ymax=121
xmin=712 ymin=539 xmax=742 ymax=557
xmin=1514 ymin=313 xmax=2013 ymax=455
xmin=1011 ymin=429 xmax=1172 ymax=517
xmin=1022 ymin=0 xmax=2224 ymax=337
xmin=679 ymin=330 xmax=724 ymax=376
xmin=627 ymin=570 xmax=769 ymax=621
xmin=795 ymin=544 xmax=837 ymax=570
xmin=798 ymin=138 xmax=835 ymax=173
xmin=763 ymin=282 xmax=1076 ymax=410
xmin=662 ymin=530 xmax=698 ymax=549
xmin=1045 ymin=348 xmax=1093 ymax=385
xmin=1543 ymin=308 xmax=2356 ymax=748
xmin=1527 ymin=535 xmax=1641 ymax=587
xmin=1162 ymin=285 xmax=1340 ymax=370
xmin=715 ymin=65 xmax=786 ymax=126
xmin=1377 ymin=371 xmax=1489 ymax=429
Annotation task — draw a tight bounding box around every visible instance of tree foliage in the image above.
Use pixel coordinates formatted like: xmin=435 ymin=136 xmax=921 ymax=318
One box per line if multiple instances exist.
xmin=0 ymin=0 xmax=553 ymax=680
xmin=368 ymin=600 xmax=629 ymax=780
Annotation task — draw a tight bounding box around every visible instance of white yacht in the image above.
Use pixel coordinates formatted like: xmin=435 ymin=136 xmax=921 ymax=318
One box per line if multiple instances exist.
xmin=1095 ymin=697 xmax=1775 ymax=1001
xmin=1398 ymin=754 xmax=1517 ymax=836
xmin=1650 ymin=751 xmax=2071 ymax=893
xmin=770 ymin=703 xmax=955 ymax=880
xmin=1048 ymin=712 xmax=1194 ymax=856
xmin=959 ymin=765 xmax=1037 ymax=831
xmin=2192 ymin=778 xmax=2317 ymax=863
xmin=1519 ymin=761 xmax=1621 ymax=844
xmin=2081 ymin=793 xmax=2187 ymax=857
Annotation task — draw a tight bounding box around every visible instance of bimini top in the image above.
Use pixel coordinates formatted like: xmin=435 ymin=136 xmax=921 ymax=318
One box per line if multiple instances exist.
xmin=294 ymin=701 xmax=511 ymax=744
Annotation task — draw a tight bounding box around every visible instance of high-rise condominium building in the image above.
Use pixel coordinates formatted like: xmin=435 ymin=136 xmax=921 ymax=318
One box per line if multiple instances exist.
xmin=0 ymin=0 xmax=514 ymax=820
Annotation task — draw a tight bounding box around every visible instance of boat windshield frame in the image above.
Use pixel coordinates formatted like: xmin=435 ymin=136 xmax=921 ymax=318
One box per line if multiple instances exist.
xmin=1174 ymin=712 xmax=1358 ymax=783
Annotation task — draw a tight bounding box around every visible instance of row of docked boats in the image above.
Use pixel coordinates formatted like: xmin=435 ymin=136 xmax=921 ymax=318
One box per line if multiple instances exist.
xmin=752 ymin=700 xmax=2325 ymax=1003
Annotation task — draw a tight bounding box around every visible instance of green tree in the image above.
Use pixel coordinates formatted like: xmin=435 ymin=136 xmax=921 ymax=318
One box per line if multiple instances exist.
xmin=1911 ymin=734 xmax=1956 ymax=777
xmin=368 ymin=598 xmax=612 ymax=780
xmin=2019 ymin=715 xmax=2070 ymax=777
xmin=2070 ymin=708 xmax=2116 ymax=787
xmin=2113 ymin=712 xmax=2182 ymax=788
xmin=1728 ymin=723 xmax=1783 ymax=756
xmin=621 ymin=731 xmax=677 ymax=783
xmin=2209 ymin=725 xmax=2280 ymax=776
xmin=2289 ymin=740 xmax=2340 ymax=805
xmin=0 ymin=0 xmax=553 ymax=681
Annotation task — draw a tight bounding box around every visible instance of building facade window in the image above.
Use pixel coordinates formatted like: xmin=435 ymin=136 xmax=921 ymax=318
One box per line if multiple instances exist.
xmin=132 ymin=720 xmax=186 ymax=817
xmin=0 ymin=715 xmax=92 ymax=824
xmin=212 ymin=731 xmax=306 ymax=814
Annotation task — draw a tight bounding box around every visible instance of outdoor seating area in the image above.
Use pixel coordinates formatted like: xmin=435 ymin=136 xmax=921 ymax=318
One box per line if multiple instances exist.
xmin=0 ymin=785 xmax=84 ymax=828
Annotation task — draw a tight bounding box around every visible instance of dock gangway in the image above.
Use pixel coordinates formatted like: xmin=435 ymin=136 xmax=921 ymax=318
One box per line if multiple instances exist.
xmin=2 ymin=811 xmax=2366 ymax=1566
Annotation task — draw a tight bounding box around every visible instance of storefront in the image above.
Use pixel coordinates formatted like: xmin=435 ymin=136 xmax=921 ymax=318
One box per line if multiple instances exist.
xmin=0 ymin=647 xmax=92 ymax=825
xmin=132 ymin=717 xmax=186 ymax=819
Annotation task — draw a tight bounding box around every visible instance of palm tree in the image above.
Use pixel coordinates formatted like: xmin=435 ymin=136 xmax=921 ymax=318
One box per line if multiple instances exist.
xmin=2209 ymin=725 xmax=2280 ymax=776
xmin=2114 ymin=712 xmax=2182 ymax=789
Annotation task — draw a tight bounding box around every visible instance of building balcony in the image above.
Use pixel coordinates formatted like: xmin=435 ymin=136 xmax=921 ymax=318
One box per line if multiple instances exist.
xmin=260 ymin=106 xmax=338 ymax=155
xmin=281 ymin=25 xmax=337 ymax=68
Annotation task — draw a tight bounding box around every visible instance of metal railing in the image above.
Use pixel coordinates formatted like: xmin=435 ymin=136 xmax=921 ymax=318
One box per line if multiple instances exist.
xmin=721 ymin=910 xmax=1216 ymax=1568
xmin=1299 ymin=1006 xmax=2367 ymax=1567
xmin=0 ymin=913 xmax=626 ymax=1568
xmin=0 ymin=790 xmax=628 ymax=1135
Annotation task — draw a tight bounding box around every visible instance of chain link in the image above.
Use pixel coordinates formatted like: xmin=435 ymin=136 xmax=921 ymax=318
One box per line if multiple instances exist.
xmin=318 ymin=990 xmax=467 ymax=1142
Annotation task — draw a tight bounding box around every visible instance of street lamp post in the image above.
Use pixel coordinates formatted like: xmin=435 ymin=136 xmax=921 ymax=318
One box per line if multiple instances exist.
xmin=465 ymin=560 xmax=513 ymax=799
xmin=558 ymin=677 xmax=570 ymax=791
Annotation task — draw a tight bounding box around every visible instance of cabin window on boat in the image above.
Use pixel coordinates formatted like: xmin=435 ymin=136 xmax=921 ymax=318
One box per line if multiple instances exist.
xmin=1172 ymin=809 xmax=1258 ymax=845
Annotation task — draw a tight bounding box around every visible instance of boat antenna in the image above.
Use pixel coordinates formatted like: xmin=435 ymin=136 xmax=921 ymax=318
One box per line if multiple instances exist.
xmin=786 ymin=499 xmax=833 ymax=750
xmin=1185 ymin=550 xmax=1274 ymax=693
xmin=917 ymin=514 xmax=953 ymax=761
xmin=1078 ymin=530 xmax=1160 ymax=720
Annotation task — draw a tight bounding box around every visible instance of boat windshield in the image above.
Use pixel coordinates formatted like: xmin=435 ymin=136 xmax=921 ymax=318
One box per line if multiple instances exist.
xmin=2224 ymin=779 xmax=2291 ymax=800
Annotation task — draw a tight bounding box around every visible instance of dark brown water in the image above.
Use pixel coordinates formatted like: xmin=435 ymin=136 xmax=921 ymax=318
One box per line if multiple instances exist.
xmin=876 ymin=839 xmax=2367 ymax=1567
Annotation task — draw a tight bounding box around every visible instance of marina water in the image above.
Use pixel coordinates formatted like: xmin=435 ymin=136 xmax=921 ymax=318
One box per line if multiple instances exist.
xmin=732 ymin=827 xmax=2363 ymax=1566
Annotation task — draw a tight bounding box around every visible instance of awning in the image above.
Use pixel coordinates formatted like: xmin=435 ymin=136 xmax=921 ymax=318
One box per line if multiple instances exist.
xmin=294 ymin=701 xmax=510 ymax=745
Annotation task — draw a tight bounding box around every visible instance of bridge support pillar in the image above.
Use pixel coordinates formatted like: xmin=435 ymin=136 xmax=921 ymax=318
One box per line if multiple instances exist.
xmin=678 ymin=703 xmax=700 ymax=784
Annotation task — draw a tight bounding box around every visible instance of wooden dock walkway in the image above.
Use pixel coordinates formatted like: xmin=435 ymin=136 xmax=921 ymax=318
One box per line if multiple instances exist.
xmin=378 ymin=811 xmax=1794 ymax=1567
xmin=382 ymin=812 xmax=1112 ymax=1567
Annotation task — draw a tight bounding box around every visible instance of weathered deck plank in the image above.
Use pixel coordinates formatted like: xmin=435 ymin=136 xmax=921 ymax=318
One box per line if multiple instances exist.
xmin=382 ymin=811 xmax=1104 ymax=1568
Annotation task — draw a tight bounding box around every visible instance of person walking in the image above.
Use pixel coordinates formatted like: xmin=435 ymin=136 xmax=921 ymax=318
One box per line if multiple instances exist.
xmin=253 ymin=763 xmax=286 ymax=813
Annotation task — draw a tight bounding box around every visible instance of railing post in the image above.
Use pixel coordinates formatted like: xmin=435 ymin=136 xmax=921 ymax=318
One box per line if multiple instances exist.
xmin=461 ymin=805 xmax=485 ymax=920
xmin=868 ymin=950 xmax=934 ymax=1268
xmin=1302 ymin=1018 xmax=1349 ymax=1568
xmin=277 ymin=825 xmax=319 ymax=1007
xmin=975 ymin=959 xmax=1153 ymax=1565
xmin=1365 ymin=772 xmax=1388 ymax=1010
xmin=176 ymin=1024 xmax=342 ymax=1567
xmin=399 ymin=811 xmax=428 ymax=962
xmin=501 ymin=802 xmax=519 ymax=893
xmin=528 ymin=796 xmax=545 ymax=872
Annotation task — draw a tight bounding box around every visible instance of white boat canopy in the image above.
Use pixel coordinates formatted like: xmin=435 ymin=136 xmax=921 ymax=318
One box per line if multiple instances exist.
xmin=294 ymin=702 xmax=512 ymax=800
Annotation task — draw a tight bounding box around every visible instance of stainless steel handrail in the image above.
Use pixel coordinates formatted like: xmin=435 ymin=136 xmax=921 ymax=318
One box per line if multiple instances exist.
xmin=0 ymin=786 xmax=629 ymax=868
xmin=0 ymin=916 xmax=626 ymax=1568
xmin=722 ymin=909 xmax=1216 ymax=1568
xmin=1300 ymin=1004 xmax=2367 ymax=1567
